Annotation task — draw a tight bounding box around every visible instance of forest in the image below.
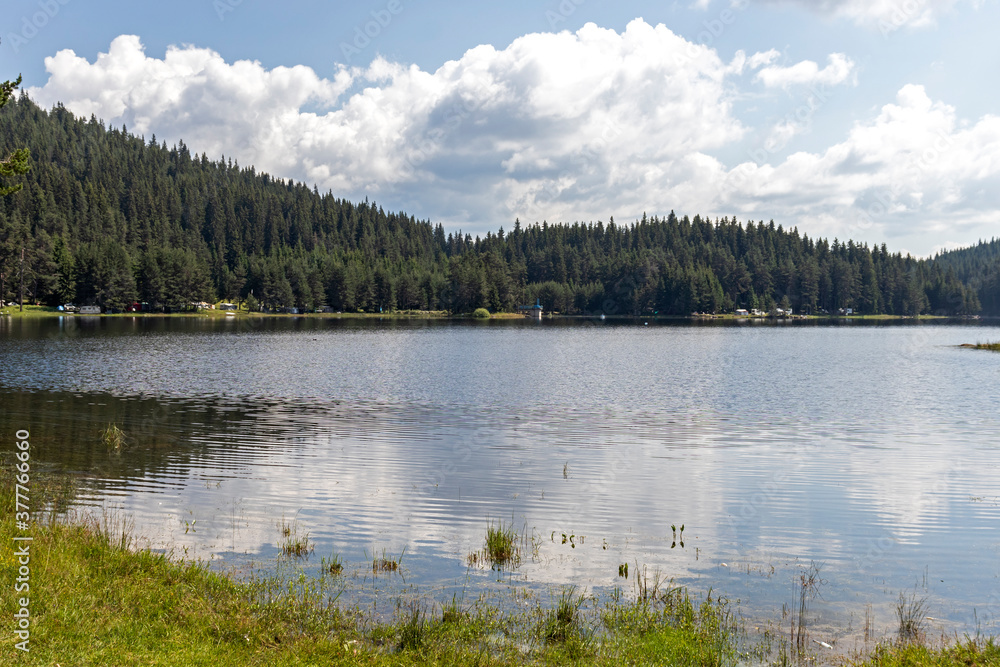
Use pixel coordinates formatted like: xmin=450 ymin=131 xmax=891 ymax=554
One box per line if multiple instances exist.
xmin=1 ymin=92 xmax=997 ymax=317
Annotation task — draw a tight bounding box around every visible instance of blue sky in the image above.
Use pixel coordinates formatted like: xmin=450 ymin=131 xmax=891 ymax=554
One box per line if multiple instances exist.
xmin=4 ymin=0 xmax=999 ymax=256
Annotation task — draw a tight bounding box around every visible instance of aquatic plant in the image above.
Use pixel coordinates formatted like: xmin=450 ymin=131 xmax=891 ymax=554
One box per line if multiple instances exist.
xmin=101 ymin=423 xmax=127 ymax=451
xmin=372 ymin=546 xmax=405 ymax=573
xmin=896 ymin=592 xmax=929 ymax=643
xmin=281 ymin=533 xmax=313 ymax=557
xmin=792 ymin=563 xmax=823 ymax=654
xmin=322 ymin=551 xmax=343 ymax=575
xmin=277 ymin=517 xmax=313 ymax=557
xmin=482 ymin=519 xmax=521 ymax=569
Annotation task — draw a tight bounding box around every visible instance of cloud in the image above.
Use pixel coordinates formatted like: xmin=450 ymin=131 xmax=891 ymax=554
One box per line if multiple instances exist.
xmin=754 ymin=0 xmax=981 ymax=30
xmin=755 ymin=53 xmax=856 ymax=88
xmin=747 ymin=49 xmax=781 ymax=70
xmin=725 ymin=84 xmax=1000 ymax=253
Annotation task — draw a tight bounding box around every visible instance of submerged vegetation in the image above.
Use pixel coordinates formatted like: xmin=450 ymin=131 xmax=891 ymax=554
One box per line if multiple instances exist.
xmin=100 ymin=423 xmax=127 ymax=451
xmin=1 ymin=470 xmax=997 ymax=665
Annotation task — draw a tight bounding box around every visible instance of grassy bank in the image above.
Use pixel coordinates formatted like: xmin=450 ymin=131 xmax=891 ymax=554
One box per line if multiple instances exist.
xmin=3 ymin=473 xmax=997 ymax=665
xmin=0 ymin=303 xmax=970 ymax=321
xmin=0 ymin=304 xmax=454 ymax=319
xmin=850 ymin=640 xmax=1000 ymax=666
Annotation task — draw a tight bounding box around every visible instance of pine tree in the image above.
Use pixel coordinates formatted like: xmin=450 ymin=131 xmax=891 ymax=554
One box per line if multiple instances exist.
xmin=0 ymin=75 xmax=30 ymax=196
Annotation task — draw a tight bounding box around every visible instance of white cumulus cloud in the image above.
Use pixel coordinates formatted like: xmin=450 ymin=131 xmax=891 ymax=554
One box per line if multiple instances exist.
xmin=755 ymin=53 xmax=856 ymax=88
xmin=724 ymin=84 xmax=1000 ymax=253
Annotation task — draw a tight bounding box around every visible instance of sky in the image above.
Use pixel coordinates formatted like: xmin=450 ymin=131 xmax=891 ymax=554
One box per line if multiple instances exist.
xmin=3 ymin=0 xmax=999 ymax=257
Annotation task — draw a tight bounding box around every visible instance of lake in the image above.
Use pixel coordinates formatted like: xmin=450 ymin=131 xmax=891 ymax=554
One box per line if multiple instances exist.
xmin=1 ymin=315 xmax=998 ymax=650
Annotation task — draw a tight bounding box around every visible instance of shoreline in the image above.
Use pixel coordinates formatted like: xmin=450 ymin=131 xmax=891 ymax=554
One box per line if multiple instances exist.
xmin=1 ymin=476 xmax=995 ymax=666
xmin=0 ymin=304 xmax=986 ymax=323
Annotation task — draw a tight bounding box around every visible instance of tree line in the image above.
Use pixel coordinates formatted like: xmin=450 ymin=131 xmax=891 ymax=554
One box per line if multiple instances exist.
xmin=0 ymin=92 xmax=995 ymax=316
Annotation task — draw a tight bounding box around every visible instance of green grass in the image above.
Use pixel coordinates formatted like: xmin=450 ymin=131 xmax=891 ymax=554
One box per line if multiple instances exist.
xmin=974 ymin=341 xmax=1000 ymax=351
xmin=541 ymin=586 xmax=585 ymax=644
xmin=851 ymin=638 xmax=1000 ymax=666
xmin=0 ymin=304 xmax=62 ymax=317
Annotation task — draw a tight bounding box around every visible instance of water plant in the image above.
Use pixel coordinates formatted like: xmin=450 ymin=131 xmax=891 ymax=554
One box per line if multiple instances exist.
xmin=277 ymin=517 xmax=313 ymax=557
xmin=281 ymin=533 xmax=313 ymax=557
xmin=635 ymin=564 xmax=672 ymax=603
xmin=321 ymin=551 xmax=343 ymax=575
xmin=483 ymin=519 xmax=521 ymax=569
xmin=372 ymin=546 xmax=405 ymax=573
xmin=896 ymin=592 xmax=929 ymax=643
xmin=101 ymin=423 xmax=127 ymax=451
xmin=792 ymin=563 xmax=823 ymax=654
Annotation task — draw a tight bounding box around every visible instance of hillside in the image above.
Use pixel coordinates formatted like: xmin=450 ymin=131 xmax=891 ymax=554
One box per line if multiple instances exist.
xmin=933 ymin=239 xmax=1000 ymax=314
xmin=0 ymin=94 xmax=990 ymax=316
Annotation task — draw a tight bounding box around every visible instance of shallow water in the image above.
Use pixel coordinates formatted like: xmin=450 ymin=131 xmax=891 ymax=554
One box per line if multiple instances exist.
xmin=2 ymin=315 xmax=999 ymax=647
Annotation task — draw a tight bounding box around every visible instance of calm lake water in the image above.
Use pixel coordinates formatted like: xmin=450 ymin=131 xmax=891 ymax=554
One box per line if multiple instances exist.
xmin=2 ymin=316 xmax=999 ymax=648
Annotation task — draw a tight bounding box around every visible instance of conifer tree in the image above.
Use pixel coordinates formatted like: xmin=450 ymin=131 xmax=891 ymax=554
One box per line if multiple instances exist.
xmin=0 ymin=74 xmax=30 ymax=196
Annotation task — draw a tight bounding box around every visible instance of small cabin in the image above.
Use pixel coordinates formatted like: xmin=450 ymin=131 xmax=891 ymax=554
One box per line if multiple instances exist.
xmin=517 ymin=299 xmax=544 ymax=319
